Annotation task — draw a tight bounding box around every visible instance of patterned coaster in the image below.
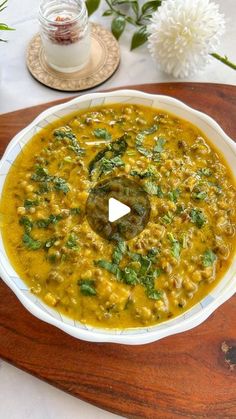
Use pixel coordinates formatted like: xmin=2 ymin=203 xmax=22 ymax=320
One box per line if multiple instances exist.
xmin=26 ymin=23 xmax=120 ymax=92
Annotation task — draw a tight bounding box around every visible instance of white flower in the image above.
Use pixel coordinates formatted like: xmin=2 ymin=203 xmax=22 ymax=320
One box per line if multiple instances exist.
xmin=147 ymin=0 xmax=225 ymax=78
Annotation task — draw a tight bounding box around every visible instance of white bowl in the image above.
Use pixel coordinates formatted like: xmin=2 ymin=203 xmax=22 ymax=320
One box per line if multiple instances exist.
xmin=0 ymin=90 xmax=236 ymax=345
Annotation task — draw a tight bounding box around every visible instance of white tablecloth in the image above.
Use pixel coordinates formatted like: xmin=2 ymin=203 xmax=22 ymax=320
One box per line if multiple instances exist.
xmin=0 ymin=0 xmax=235 ymax=418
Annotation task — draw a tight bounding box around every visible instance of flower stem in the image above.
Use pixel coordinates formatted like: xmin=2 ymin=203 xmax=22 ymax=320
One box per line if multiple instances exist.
xmin=210 ymin=53 xmax=236 ymax=70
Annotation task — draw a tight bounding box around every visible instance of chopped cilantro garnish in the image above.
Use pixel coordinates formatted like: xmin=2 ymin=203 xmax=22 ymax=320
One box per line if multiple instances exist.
xmin=168 ymin=233 xmax=181 ymax=260
xmin=168 ymin=189 xmax=180 ymax=203
xmin=66 ymin=233 xmax=79 ymax=249
xmin=78 ymin=279 xmax=97 ymax=296
xmin=190 ymin=208 xmax=206 ymax=228
xmin=93 ymin=128 xmax=112 ymax=141
xmin=154 ymin=137 xmax=166 ymax=153
xmin=144 ymin=181 xmax=163 ymax=197
xmin=19 ymin=216 xmax=33 ymax=234
xmin=112 ymin=240 xmax=127 ymax=265
xmin=130 ymin=166 xmax=156 ymax=179
xmin=202 ymin=250 xmax=217 ymax=267
xmin=22 ymin=233 xmax=42 ymax=250
xmin=197 ymin=168 xmax=212 ymax=177
xmin=24 ymin=199 xmax=39 ymax=209
xmin=193 ymin=191 xmax=207 ymax=201
xmin=34 ymin=214 xmax=62 ymax=229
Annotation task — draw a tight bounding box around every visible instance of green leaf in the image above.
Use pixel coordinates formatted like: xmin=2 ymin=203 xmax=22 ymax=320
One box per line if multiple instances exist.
xmin=24 ymin=199 xmax=39 ymax=209
xmin=130 ymin=167 xmax=155 ymax=179
xmin=112 ymin=240 xmax=127 ymax=264
xmin=22 ymin=233 xmax=42 ymax=250
xmin=85 ymin=0 xmax=101 ymax=16
xmin=154 ymin=137 xmax=166 ymax=153
xmin=89 ymin=135 xmax=128 ymax=180
xmin=0 ymin=0 xmax=8 ymax=12
xmin=141 ymin=0 xmax=161 ymax=15
xmin=197 ymin=168 xmax=212 ymax=177
xmin=53 ymin=177 xmax=70 ymax=193
xmin=0 ymin=23 xmax=15 ymax=31
xmin=168 ymin=189 xmax=180 ymax=203
xmin=111 ymin=16 xmax=126 ymax=40
xmin=190 ymin=208 xmax=206 ymax=229
xmin=122 ymin=266 xmax=139 ymax=285
xmin=66 ymin=232 xmax=79 ymax=249
xmin=103 ymin=9 xmax=113 ymax=16
xmin=131 ymin=1 xmax=139 ymax=18
xmin=168 ymin=233 xmax=181 ymax=260
xmin=95 ymin=259 xmax=122 ymax=279
xmin=144 ymin=181 xmax=163 ymax=197
xmin=19 ymin=216 xmax=33 ymax=234
xmin=78 ymin=279 xmax=96 ymax=296
xmin=131 ymin=26 xmax=148 ymax=50
xmin=34 ymin=214 xmax=62 ymax=229
xmin=93 ymin=128 xmax=112 ymax=140
xmin=193 ymin=191 xmax=207 ymax=201
xmin=202 ymin=250 xmax=217 ymax=267
xmin=147 ymin=289 xmax=162 ymax=300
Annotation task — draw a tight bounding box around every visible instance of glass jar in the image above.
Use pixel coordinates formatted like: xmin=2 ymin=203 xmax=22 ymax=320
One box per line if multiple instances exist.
xmin=39 ymin=0 xmax=90 ymax=73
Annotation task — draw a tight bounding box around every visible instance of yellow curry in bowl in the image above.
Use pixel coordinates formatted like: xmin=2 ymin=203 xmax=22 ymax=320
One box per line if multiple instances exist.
xmin=1 ymin=103 xmax=236 ymax=328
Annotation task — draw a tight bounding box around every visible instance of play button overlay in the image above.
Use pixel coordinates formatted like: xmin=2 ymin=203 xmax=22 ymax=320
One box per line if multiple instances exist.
xmin=86 ymin=176 xmax=151 ymax=241
xmin=108 ymin=198 xmax=130 ymax=222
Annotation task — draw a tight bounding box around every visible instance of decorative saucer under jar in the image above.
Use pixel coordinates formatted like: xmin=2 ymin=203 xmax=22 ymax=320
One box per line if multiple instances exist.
xmin=39 ymin=0 xmax=90 ymax=73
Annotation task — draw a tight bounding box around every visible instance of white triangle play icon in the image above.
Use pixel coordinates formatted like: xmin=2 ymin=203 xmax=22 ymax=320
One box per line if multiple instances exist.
xmin=108 ymin=198 xmax=131 ymax=223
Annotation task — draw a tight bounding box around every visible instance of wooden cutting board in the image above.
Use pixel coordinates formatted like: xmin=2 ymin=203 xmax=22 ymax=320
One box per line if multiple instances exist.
xmin=1 ymin=83 xmax=236 ymax=419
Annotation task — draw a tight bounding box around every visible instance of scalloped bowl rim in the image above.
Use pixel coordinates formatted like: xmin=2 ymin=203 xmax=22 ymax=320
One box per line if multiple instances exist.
xmin=0 ymin=90 xmax=236 ymax=345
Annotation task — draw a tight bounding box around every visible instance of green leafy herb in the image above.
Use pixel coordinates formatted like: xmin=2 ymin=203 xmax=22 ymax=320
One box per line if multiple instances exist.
xmin=190 ymin=208 xmax=206 ymax=228
xmin=31 ymin=166 xmax=49 ymax=181
xmin=197 ymin=168 xmax=212 ymax=177
xmin=99 ymin=156 xmax=124 ymax=176
xmin=93 ymin=128 xmax=112 ymax=140
xmin=31 ymin=166 xmax=70 ymax=194
xmin=135 ymin=124 xmax=158 ymax=158
xmin=112 ymin=240 xmax=127 ymax=265
xmin=96 ymin=245 xmax=162 ymax=300
xmin=54 ymin=128 xmax=85 ymax=156
xmin=22 ymin=233 xmax=42 ymax=250
xmin=193 ymin=191 xmax=208 ymax=201
xmin=24 ymin=199 xmax=39 ymax=209
xmin=95 ymin=259 xmax=122 ymax=278
xmin=168 ymin=189 xmax=180 ymax=202
xmin=53 ymin=177 xmax=70 ymax=193
xmin=88 ymin=135 xmax=128 ymax=180
xmin=130 ymin=166 xmax=156 ymax=179
xmin=154 ymin=137 xmax=166 ymax=153
xmin=161 ymin=212 xmax=173 ymax=224
xmin=34 ymin=214 xmax=62 ymax=229
xmin=66 ymin=232 xmax=79 ymax=249
xmin=19 ymin=216 xmax=33 ymax=234
xmin=144 ymin=181 xmax=163 ymax=197
xmin=202 ymin=250 xmax=217 ymax=267
xmin=122 ymin=266 xmax=139 ymax=285
xmin=78 ymin=279 xmax=97 ymax=296
xmin=168 ymin=233 xmax=181 ymax=260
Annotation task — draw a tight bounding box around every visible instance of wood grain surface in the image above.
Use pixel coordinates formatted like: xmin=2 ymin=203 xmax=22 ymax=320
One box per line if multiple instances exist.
xmin=0 ymin=83 xmax=236 ymax=419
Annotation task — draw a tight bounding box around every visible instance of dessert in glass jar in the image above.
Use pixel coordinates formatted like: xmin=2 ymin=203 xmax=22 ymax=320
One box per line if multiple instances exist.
xmin=39 ymin=0 xmax=91 ymax=73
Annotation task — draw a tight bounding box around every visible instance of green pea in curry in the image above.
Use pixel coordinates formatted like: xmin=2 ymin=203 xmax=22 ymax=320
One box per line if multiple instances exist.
xmin=1 ymin=104 xmax=236 ymax=328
